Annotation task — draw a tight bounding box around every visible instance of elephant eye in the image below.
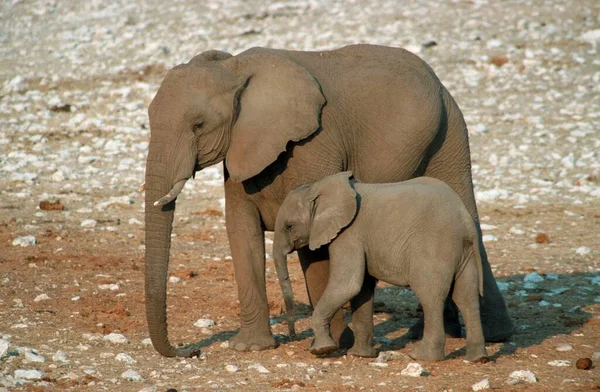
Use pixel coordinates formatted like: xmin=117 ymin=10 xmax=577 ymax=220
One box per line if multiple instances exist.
xmin=284 ymin=223 xmax=293 ymax=232
xmin=192 ymin=121 xmax=204 ymax=133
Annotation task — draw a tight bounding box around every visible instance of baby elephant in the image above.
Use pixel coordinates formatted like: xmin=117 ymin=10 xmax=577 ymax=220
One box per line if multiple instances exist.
xmin=273 ymin=172 xmax=488 ymax=361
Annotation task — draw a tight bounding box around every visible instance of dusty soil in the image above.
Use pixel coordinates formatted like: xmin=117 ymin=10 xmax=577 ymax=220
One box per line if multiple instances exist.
xmin=1 ymin=0 xmax=599 ymax=391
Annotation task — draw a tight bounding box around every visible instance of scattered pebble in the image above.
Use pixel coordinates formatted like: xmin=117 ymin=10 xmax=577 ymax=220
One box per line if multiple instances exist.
xmin=472 ymin=377 xmax=491 ymax=391
xmin=400 ymin=363 xmax=429 ymax=377
xmin=12 ymin=236 xmax=37 ymax=247
xmin=24 ymin=350 xmax=45 ymax=363
xmin=507 ymin=370 xmax=537 ymax=384
xmin=524 ymin=272 xmax=545 ymax=283
xmin=375 ymin=351 xmax=410 ymax=363
xmin=575 ymin=246 xmax=592 ymax=255
xmin=116 ymin=353 xmax=137 ymax=364
xmin=482 ymin=234 xmax=498 ymax=242
xmin=548 ymin=360 xmax=570 ymax=367
xmin=121 ymin=369 xmax=144 ymax=382
xmin=103 ymin=333 xmax=128 ymax=344
xmin=14 ymin=369 xmax=44 ymax=380
xmin=98 ymin=284 xmax=119 ymax=291
xmin=225 ymin=364 xmax=239 ymax=373
xmin=169 ymin=276 xmax=181 ymax=284
xmin=535 ymin=233 xmax=550 ymax=244
xmin=575 ymin=358 xmax=592 ymax=370
xmin=556 ymin=343 xmax=573 ymax=352
xmin=194 ymin=319 xmax=215 ymax=328
xmin=0 ymin=339 xmax=10 ymax=359
xmin=248 ymin=363 xmax=270 ymax=374
xmin=33 ymin=294 xmax=50 ymax=302
xmin=52 ymin=350 xmax=68 ymax=362
xmin=80 ymin=219 xmax=97 ymax=228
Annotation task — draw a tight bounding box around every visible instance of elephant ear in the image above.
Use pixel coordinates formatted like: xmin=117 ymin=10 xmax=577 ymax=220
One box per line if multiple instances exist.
xmin=225 ymin=49 xmax=326 ymax=182
xmin=308 ymin=172 xmax=358 ymax=251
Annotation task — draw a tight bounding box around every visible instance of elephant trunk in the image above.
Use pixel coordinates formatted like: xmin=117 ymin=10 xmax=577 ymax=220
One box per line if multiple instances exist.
xmin=144 ymin=156 xmax=199 ymax=357
xmin=273 ymin=226 xmax=296 ymax=338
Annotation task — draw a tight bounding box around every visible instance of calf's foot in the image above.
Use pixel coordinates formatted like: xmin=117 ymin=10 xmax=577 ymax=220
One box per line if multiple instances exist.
xmin=310 ymin=336 xmax=337 ymax=355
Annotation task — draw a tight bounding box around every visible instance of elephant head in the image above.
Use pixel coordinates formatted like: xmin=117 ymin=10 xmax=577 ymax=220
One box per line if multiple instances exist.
xmin=272 ymin=172 xmax=358 ymax=337
xmin=144 ymin=48 xmax=326 ymax=357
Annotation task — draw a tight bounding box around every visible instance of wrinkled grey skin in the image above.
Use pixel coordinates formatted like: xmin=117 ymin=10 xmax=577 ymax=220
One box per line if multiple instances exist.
xmin=273 ymin=172 xmax=488 ymax=361
xmin=144 ymin=44 xmax=513 ymax=358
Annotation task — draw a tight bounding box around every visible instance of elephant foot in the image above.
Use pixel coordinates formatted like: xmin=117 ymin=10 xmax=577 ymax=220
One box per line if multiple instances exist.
xmin=409 ymin=343 xmax=445 ymax=361
xmin=348 ymin=344 xmax=377 ymax=358
xmin=481 ymin=315 xmax=515 ymax=342
xmin=228 ymin=329 xmax=277 ymax=352
xmin=310 ymin=336 xmax=337 ymax=356
xmin=330 ymin=317 xmax=354 ymax=349
xmin=407 ymin=317 xmax=462 ymax=340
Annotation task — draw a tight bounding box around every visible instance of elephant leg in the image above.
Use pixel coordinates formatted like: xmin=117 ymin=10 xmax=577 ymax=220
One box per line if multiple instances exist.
xmin=408 ymin=264 xmax=451 ymax=361
xmin=347 ymin=274 xmax=377 ymax=358
xmin=418 ymin=91 xmax=515 ymax=342
xmin=225 ymin=183 xmax=275 ymax=352
xmin=452 ymin=258 xmax=488 ymax=362
xmin=298 ymin=247 xmax=354 ymax=349
xmin=310 ymin=248 xmax=365 ymax=355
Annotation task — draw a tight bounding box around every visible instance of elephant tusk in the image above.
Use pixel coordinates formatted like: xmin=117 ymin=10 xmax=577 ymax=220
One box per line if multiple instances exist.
xmin=154 ymin=179 xmax=187 ymax=207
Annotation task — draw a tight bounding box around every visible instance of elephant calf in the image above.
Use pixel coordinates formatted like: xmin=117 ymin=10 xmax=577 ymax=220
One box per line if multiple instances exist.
xmin=273 ymin=172 xmax=488 ymax=362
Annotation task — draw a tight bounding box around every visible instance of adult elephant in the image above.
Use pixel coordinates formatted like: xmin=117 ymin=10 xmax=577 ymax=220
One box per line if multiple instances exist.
xmin=144 ymin=44 xmax=514 ymax=357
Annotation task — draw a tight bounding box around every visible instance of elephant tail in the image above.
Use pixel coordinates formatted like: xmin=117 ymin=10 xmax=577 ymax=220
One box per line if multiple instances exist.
xmin=462 ymin=211 xmax=484 ymax=297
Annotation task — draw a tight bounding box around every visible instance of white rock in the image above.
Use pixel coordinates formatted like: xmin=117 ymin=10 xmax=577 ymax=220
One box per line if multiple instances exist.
xmin=524 ymin=272 xmax=544 ymax=283
xmin=225 ymin=364 xmax=239 ymax=372
xmin=121 ymin=369 xmax=144 ymax=382
xmin=169 ymin=276 xmax=181 ymax=284
xmin=509 ymin=227 xmax=525 ymax=235
xmin=591 ymin=276 xmax=600 ymax=285
xmin=555 ymin=343 xmax=573 ymax=352
xmin=369 ymin=362 xmax=388 ymax=368
xmin=472 ymin=377 xmax=491 ymax=391
xmin=482 ymin=234 xmax=497 ymax=242
xmin=98 ymin=283 xmax=119 ymax=291
xmin=24 ymin=350 xmax=45 ymax=363
xmin=591 ymin=352 xmax=600 ymax=361
xmin=52 ymin=350 xmax=68 ymax=362
xmin=12 ymin=236 xmax=37 ymax=247
xmin=400 ymin=362 xmax=428 ymax=377
xmin=479 ymin=224 xmax=497 ymax=230
xmin=548 ymin=360 xmax=570 ymax=367
xmin=546 ymin=274 xmax=559 ymax=280
xmin=575 ymin=246 xmax=592 ymax=255
xmin=194 ymin=318 xmax=215 ymax=328
xmin=128 ymin=218 xmax=142 ymax=225
xmin=34 ymin=294 xmax=50 ymax=302
xmin=51 ymin=170 xmax=66 ymax=182
xmin=14 ymin=369 xmax=43 ymax=380
xmin=538 ymin=300 xmax=550 ymax=307
xmin=248 ymin=363 xmax=270 ymax=374
xmin=141 ymin=338 xmax=152 ymax=346
xmin=560 ymin=154 xmax=575 ymax=169
xmin=81 ymin=219 xmax=97 ymax=228
xmin=375 ymin=351 xmax=410 ymax=363
xmin=116 ymin=353 xmax=137 ymax=364
xmin=476 ymin=189 xmax=508 ymax=202
xmin=138 ymin=387 xmax=158 ymax=392
xmin=472 ymin=123 xmax=489 ymax=134
xmin=103 ymin=333 xmax=128 ymax=344
xmin=580 ymin=29 xmax=600 ymax=44
xmin=0 ymin=339 xmax=10 ymax=359
xmin=507 ymin=370 xmax=537 ymax=384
